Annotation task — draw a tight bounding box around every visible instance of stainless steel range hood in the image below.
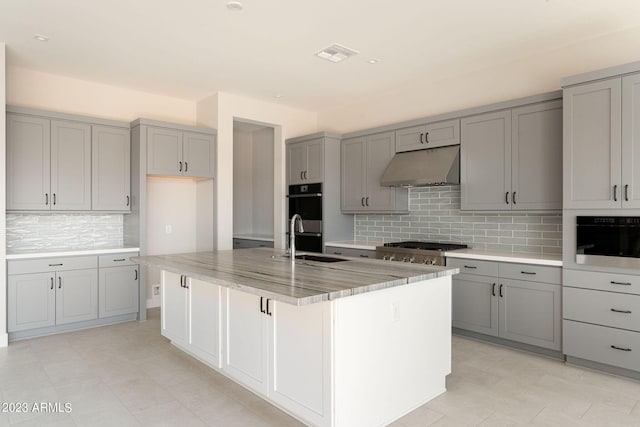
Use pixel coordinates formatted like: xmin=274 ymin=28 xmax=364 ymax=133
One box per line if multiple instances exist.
xmin=380 ymin=145 xmax=460 ymax=187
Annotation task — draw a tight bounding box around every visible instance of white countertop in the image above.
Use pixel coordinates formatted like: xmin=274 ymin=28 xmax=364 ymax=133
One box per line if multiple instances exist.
xmin=233 ymin=234 xmax=275 ymax=242
xmin=444 ymin=248 xmax=562 ymax=267
xmin=325 ymin=241 xmax=381 ymax=251
xmin=6 ymin=246 xmax=140 ymax=260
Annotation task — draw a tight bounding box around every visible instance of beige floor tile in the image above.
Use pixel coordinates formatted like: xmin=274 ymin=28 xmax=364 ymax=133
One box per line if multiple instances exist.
xmin=529 ymin=407 xmax=594 ymax=427
xmin=0 ymin=361 xmax=53 ymax=392
xmin=395 ymin=406 xmax=444 ymax=426
xmin=2 ymin=385 xmax=63 ymax=425
xmin=70 ymin=404 xmax=141 ymax=427
xmin=107 ymin=377 xmax=176 ymax=413
xmin=131 ymin=401 xmax=207 ymax=427
xmin=54 ymin=378 xmax=123 ymax=417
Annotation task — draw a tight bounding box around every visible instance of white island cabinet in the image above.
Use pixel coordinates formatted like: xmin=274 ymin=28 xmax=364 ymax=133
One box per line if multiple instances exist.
xmin=140 ymin=249 xmax=456 ymax=427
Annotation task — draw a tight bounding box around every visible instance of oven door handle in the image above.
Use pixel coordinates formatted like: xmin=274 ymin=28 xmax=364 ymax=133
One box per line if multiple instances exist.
xmin=286 ymin=193 xmax=323 ymax=198
xmin=293 ymin=232 xmax=322 ymax=237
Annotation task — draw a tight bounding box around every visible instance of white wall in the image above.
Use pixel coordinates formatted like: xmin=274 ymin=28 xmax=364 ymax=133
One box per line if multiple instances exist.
xmin=197 ymin=92 xmax=317 ymax=250
xmin=317 ymin=26 xmax=640 ymax=133
xmin=1 ymin=43 xmax=7 ymax=347
xmin=233 ymin=129 xmax=254 ymax=235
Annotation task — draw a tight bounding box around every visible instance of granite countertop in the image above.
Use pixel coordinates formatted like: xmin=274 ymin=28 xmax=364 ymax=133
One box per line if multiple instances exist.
xmin=6 ymin=246 xmax=141 ymax=260
xmin=132 ymin=248 xmax=458 ymax=306
xmin=324 ymin=241 xmax=382 ymax=250
xmin=444 ymin=248 xmax=562 ymax=267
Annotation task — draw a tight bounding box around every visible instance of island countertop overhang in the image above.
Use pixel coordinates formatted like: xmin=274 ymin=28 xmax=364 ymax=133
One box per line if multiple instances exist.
xmin=131 ymin=248 xmax=459 ymax=306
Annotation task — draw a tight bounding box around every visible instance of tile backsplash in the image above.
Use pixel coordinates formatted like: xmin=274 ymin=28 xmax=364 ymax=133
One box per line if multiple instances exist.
xmin=6 ymin=214 xmax=124 ymax=250
xmin=354 ymin=186 xmax=562 ymax=254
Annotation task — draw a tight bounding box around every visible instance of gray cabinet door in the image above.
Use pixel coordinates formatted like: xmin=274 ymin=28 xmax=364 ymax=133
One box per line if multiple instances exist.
xmin=288 ymin=142 xmax=306 ymax=185
xmin=147 ymin=127 xmax=182 ymax=176
xmin=341 ymin=137 xmax=367 ymax=212
xmin=98 ymin=266 xmax=139 ymax=318
xmin=55 ymin=269 xmax=98 ymax=325
xmin=498 ymin=279 xmax=561 ymax=350
xmin=511 ymin=101 xmax=563 ymax=210
xmin=395 ymin=120 xmax=459 ymax=153
xmin=622 ymin=73 xmax=640 ymax=209
xmin=563 ymin=78 xmax=622 ymax=209
xmin=6 ymin=114 xmax=51 ymax=210
xmin=461 ymin=111 xmax=512 ymax=210
xmin=451 ymin=273 xmax=498 ymax=336
xmin=365 ymin=132 xmax=396 ymax=211
xmin=7 ymin=273 xmax=56 ymax=332
xmin=183 ymin=131 xmax=215 ymax=178
xmin=304 ymin=138 xmax=324 ymax=183
xmin=92 ymin=125 xmax=131 ymax=211
xmin=50 ymin=120 xmax=92 ymax=210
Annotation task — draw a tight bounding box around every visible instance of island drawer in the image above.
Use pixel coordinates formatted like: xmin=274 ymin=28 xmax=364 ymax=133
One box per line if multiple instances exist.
xmin=564 ymin=320 xmax=640 ymax=372
xmin=325 ymin=247 xmax=374 ymax=258
xmin=446 ymin=258 xmax=498 ymax=277
xmin=499 ymin=263 xmax=561 ymax=284
xmin=99 ymin=253 xmax=139 ymax=267
xmin=564 ymin=287 xmax=640 ymax=332
xmin=564 ymin=269 xmax=640 ymax=295
xmin=8 ymin=256 xmax=98 ymax=275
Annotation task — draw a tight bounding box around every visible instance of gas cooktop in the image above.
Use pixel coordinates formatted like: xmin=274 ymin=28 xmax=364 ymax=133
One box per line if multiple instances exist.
xmin=382 ymin=241 xmax=468 ymax=251
xmin=376 ymin=241 xmax=468 ymax=265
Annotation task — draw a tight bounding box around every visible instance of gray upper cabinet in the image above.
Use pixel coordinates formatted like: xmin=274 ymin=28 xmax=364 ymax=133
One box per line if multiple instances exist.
xmin=287 ymin=138 xmax=324 ymax=184
xmin=461 ymin=110 xmax=512 ymax=211
xmin=622 ymin=73 xmax=640 ymax=208
xmin=92 ymin=125 xmax=131 ymax=211
xmin=341 ymin=132 xmax=408 ymax=213
xmin=461 ymin=100 xmax=562 ymax=211
xmin=563 ymin=78 xmax=622 ymax=209
xmin=6 ymin=114 xmax=51 ymax=210
xmin=147 ymin=126 xmax=215 ymax=178
xmin=395 ymin=119 xmax=460 ymax=152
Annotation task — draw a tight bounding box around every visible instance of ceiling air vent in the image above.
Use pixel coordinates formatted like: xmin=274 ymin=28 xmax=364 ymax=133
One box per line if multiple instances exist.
xmin=315 ymin=44 xmax=359 ymax=63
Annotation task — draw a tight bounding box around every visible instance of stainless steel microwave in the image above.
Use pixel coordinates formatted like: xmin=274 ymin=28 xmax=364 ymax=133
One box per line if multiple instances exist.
xmin=576 ymin=216 xmax=640 ymax=269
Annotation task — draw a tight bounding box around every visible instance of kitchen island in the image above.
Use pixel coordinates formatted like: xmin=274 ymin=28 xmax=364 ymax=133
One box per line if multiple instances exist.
xmin=132 ymin=248 xmax=459 ymax=427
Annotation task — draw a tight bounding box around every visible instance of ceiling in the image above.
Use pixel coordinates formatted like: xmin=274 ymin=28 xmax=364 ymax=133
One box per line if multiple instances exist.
xmin=2 ymin=0 xmax=640 ymax=113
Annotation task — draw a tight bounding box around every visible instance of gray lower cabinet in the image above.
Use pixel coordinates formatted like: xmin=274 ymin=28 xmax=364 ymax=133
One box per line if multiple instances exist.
xmin=92 ymin=125 xmax=131 ymax=211
xmin=99 ymin=266 xmax=139 ymax=318
xmin=449 ymin=258 xmax=561 ymax=351
xmin=341 ymin=132 xmax=408 ymax=213
xmin=395 ymin=119 xmax=460 ymax=152
xmin=461 ymin=100 xmax=562 ymax=211
xmin=55 ymin=269 xmax=98 ymax=325
xmin=287 ymin=138 xmax=324 ymax=185
xmin=147 ymin=126 xmax=215 ymax=178
xmin=233 ymin=238 xmax=274 ymax=249
xmin=563 ymin=268 xmax=640 ymax=373
xmin=563 ymin=72 xmax=640 ymax=209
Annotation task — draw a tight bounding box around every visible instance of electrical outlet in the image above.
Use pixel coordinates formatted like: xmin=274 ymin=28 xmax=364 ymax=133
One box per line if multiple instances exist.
xmin=165 ymin=225 xmax=172 ymax=234
xmin=153 ymin=285 xmax=160 ymax=296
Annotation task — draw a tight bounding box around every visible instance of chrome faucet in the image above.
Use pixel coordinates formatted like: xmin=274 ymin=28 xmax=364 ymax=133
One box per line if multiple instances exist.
xmin=289 ymin=214 xmax=304 ymax=260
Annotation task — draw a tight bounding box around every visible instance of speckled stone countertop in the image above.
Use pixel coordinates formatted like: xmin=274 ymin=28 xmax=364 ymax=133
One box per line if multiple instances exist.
xmin=132 ymin=248 xmax=459 ymax=306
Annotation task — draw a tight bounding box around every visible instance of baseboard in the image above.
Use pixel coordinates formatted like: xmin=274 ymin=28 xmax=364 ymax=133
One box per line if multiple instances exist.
xmin=0 ymin=333 xmax=8 ymax=348
xmin=146 ymin=296 xmax=160 ymax=309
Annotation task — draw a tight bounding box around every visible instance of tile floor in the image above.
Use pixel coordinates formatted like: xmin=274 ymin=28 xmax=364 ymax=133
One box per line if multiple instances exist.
xmin=0 ymin=309 xmax=638 ymax=426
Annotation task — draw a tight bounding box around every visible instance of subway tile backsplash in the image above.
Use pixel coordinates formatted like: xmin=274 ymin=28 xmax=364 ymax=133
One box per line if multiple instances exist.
xmin=354 ymin=186 xmax=562 ymax=254
xmin=6 ymin=214 xmax=124 ymax=250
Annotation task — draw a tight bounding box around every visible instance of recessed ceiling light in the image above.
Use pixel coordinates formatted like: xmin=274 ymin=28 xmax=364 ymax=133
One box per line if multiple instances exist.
xmin=368 ymin=58 xmax=380 ymax=64
xmin=226 ymin=1 xmax=243 ymax=11
xmin=315 ymin=44 xmax=359 ymax=63
xmin=33 ymin=34 xmax=49 ymax=42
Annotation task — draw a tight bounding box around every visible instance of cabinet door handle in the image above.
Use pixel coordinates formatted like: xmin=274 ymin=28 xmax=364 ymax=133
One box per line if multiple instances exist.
xmin=300 ymin=171 xmax=304 ymax=180
xmin=361 ymin=197 xmax=365 ymax=206
xmin=48 ymin=263 xmax=63 ymax=267
xmin=610 ymin=308 xmax=632 ymax=314
xmin=45 ymin=193 xmax=49 ymax=206
xmin=520 ymin=271 xmax=536 ymax=275
xmin=333 ymin=251 xmax=342 ymax=255
xmin=420 ymin=133 xmax=425 ymax=144
xmin=625 ymin=184 xmax=629 ymax=202
xmin=463 ymin=265 xmax=477 ymax=269
xmin=611 ymin=281 xmax=632 ymax=286
xmin=113 ymin=259 xmax=126 ymax=262
xmin=58 ymin=276 xmax=62 ymax=289
xmin=614 ymin=185 xmax=618 ymax=202
xmin=512 ymin=192 xmax=516 ymax=205
xmin=260 ymin=296 xmax=266 ymax=313
xmin=179 ymin=161 xmax=183 ymax=172
xmin=50 ymin=277 xmax=54 ymax=290
xmin=359 ymin=254 xmax=369 ymax=258
xmin=266 ymin=299 xmax=272 ymax=316
xmin=53 ymin=193 xmax=56 ymax=205
xmin=499 ymin=284 xmax=503 ymax=298
xmin=184 ymin=276 xmax=188 ymax=289
xmin=505 ymin=192 xmax=509 ymax=205
xmin=184 ymin=162 xmax=188 ymax=172
xmin=610 ymin=345 xmax=632 ymax=352
xmin=304 ymin=170 xmax=308 ymax=180
xmin=365 ymin=197 xmax=369 ymax=206
xmin=425 ymin=132 xmax=429 ymax=143
xmin=492 ymin=283 xmax=496 ymax=297
xmin=126 ymin=195 xmax=130 ymax=206
xmin=134 ymin=269 xmax=138 ymax=281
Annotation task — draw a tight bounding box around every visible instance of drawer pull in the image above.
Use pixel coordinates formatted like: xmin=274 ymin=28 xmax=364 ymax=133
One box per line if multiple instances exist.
xmin=610 ymin=281 xmax=632 ymax=286
xmin=48 ymin=263 xmax=63 ymax=267
xmin=610 ymin=345 xmax=632 ymax=352
xmin=463 ymin=265 xmax=477 ymax=269
xmin=359 ymin=254 xmax=369 ymax=258
xmin=610 ymin=308 xmax=632 ymax=314
xmin=520 ymin=271 xmax=536 ymax=275
xmin=113 ymin=259 xmax=126 ymax=262
xmin=333 ymin=251 xmax=342 ymax=255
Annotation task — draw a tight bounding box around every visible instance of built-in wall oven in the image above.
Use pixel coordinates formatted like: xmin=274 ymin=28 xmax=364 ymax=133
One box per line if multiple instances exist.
xmin=287 ymin=183 xmax=323 ymax=253
xmin=576 ymin=216 xmax=640 ymax=269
